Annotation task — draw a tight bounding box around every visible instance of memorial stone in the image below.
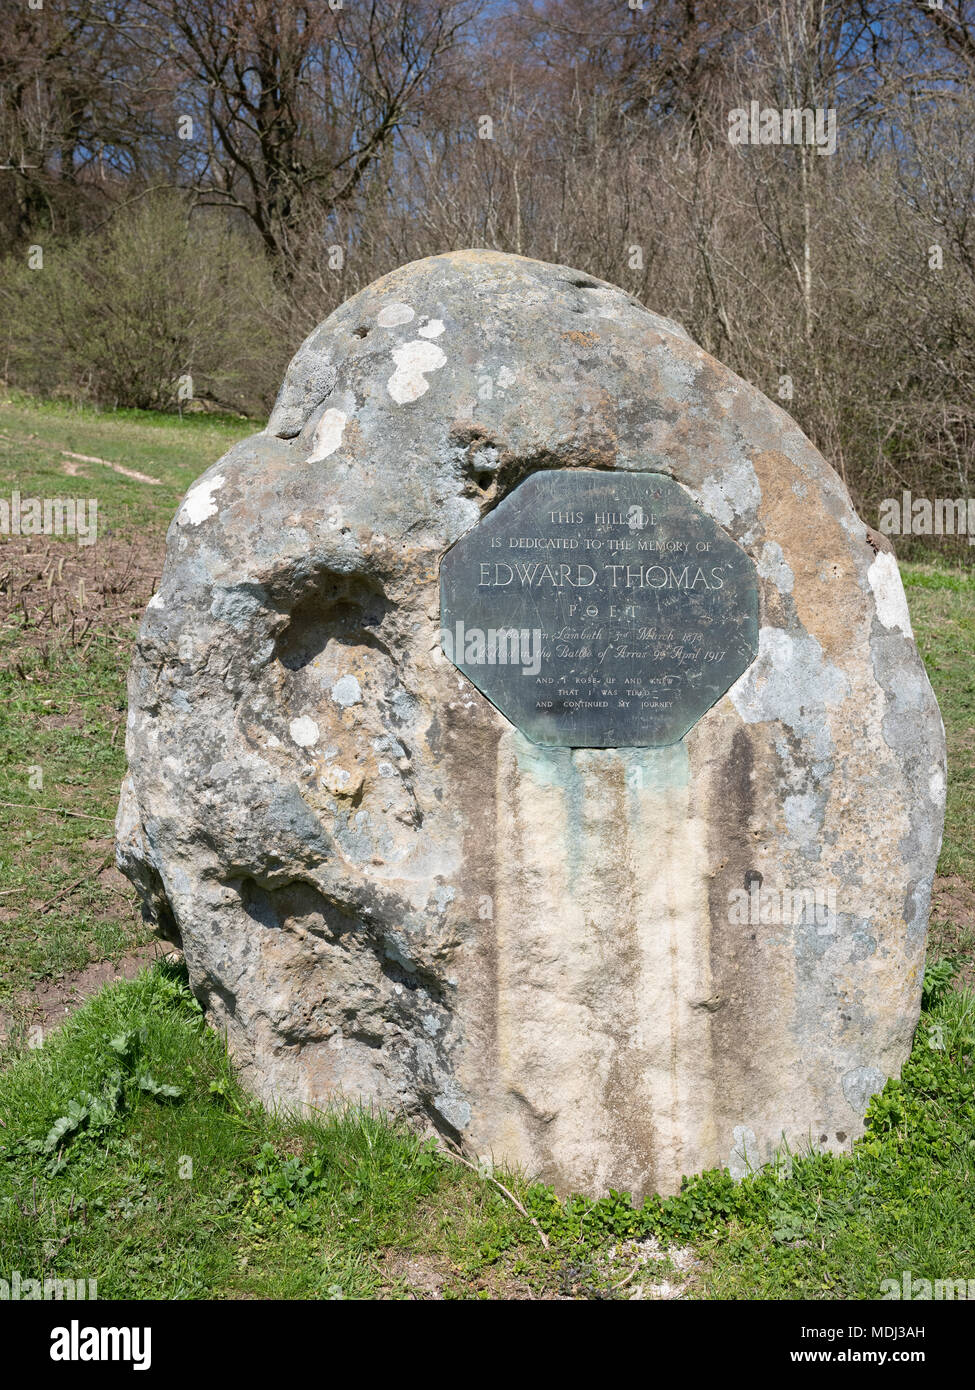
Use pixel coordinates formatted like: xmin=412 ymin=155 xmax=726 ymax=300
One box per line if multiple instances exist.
xmin=117 ymin=250 xmax=946 ymax=1197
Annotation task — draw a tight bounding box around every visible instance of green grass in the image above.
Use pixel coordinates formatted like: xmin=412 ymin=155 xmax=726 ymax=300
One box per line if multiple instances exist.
xmin=0 ymin=958 xmax=971 ymax=1299
xmin=0 ymin=395 xmax=973 ymax=1299
xmin=0 ymin=389 xmax=254 ymax=539
xmin=902 ymin=562 xmax=975 ymax=887
xmin=0 ymin=635 xmax=144 ymax=1002
xmin=0 ymin=393 xmax=255 ymax=1003
xmin=0 ymin=964 xmax=560 ymax=1299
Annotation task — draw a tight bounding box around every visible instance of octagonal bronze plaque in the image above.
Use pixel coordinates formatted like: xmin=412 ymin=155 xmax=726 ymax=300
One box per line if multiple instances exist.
xmin=440 ymin=469 xmax=759 ymax=747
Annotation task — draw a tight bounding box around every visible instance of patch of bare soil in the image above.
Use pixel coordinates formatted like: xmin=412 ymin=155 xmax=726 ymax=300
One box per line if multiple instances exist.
xmin=379 ymin=1251 xmax=449 ymax=1299
xmin=0 ymin=944 xmax=178 ymax=1048
xmin=932 ymin=874 xmax=975 ymax=929
xmin=0 ymin=534 xmax=161 ymax=655
xmin=930 ymin=874 xmax=975 ymax=986
xmin=377 ymin=1248 xmax=543 ymax=1300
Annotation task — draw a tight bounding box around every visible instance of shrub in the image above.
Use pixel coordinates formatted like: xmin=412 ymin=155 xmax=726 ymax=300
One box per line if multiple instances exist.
xmin=0 ymin=195 xmax=286 ymax=414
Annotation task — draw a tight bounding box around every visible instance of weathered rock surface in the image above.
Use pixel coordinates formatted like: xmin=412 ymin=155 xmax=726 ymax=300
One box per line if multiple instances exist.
xmin=117 ymin=250 xmax=945 ymax=1198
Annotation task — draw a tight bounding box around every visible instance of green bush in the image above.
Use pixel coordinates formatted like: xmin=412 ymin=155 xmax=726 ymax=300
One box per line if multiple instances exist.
xmin=0 ymin=196 xmax=286 ymax=414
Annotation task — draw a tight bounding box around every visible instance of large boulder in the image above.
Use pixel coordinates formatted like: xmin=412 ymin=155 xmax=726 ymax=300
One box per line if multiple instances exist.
xmin=117 ymin=250 xmax=945 ymax=1198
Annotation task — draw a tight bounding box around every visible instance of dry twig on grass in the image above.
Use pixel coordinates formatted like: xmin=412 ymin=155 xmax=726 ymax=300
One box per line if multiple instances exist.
xmin=441 ymin=1139 xmax=551 ymax=1249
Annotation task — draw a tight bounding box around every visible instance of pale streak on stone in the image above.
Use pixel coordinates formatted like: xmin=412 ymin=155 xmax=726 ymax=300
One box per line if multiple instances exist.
xmin=307 ymin=407 xmax=347 ymax=462
xmin=180 ymin=473 xmax=225 ymax=525
xmin=867 ymin=551 xmax=914 ymax=638
xmin=387 ymin=340 xmax=447 ymax=403
xmin=483 ymin=737 xmax=717 ymax=1196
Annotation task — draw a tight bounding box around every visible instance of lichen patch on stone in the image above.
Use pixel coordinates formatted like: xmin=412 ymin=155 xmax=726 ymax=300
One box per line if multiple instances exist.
xmin=331 ymin=674 xmax=362 ymax=707
xmin=307 ymin=407 xmax=348 ymax=462
xmin=377 ymin=302 xmax=416 ymax=328
xmin=180 ymin=474 xmax=225 ymax=525
xmin=868 ymin=551 xmax=914 ymax=638
xmin=387 ymin=339 xmax=447 ymax=403
xmin=756 ymin=540 xmax=795 ymax=594
xmin=289 ymin=716 xmax=320 ymax=748
xmin=692 ymin=459 xmax=761 ymax=528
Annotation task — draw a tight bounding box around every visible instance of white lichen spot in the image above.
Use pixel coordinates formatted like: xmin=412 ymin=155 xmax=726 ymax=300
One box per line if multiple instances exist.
xmin=417 ymin=318 xmax=445 ymax=338
xmin=307 ymin=407 xmax=347 ymax=462
xmin=756 ymin=541 xmax=795 ymax=595
xmin=432 ymin=883 xmax=456 ymax=912
xmin=147 ymin=592 xmax=165 ymax=610
xmin=377 ymin=301 xmax=415 ymax=328
xmin=180 ymin=473 xmax=225 ymax=525
xmin=693 ymin=461 xmax=761 ymax=527
xmin=331 ymin=674 xmax=362 ymax=708
xmin=867 ymin=551 xmax=914 ymax=638
xmin=496 ymin=365 xmax=517 ymax=390
xmin=729 ymin=626 xmax=849 ymax=737
xmin=929 ymin=767 xmax=946 ymax=804
xmin=387 ymin=339 xmax=447 ymax=404
xmin=391 ymin=688 xmax=418 ymax=722
xmin=322 ymin=764 xmax=363 ymax=798
xmin=289 ymin=715 xmax=319 ymax=748
xmin=842 ymin=1066 xmax=886 ymax=1114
